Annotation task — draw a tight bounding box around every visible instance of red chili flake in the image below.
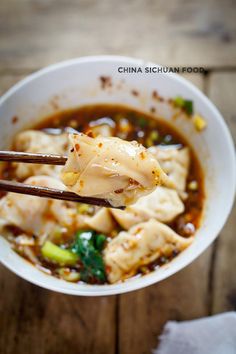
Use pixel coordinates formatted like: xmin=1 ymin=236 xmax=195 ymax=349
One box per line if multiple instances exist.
xmin=152 ymin=90 xmax=164 ymax=102
xmin=75 ymin=144 xmax=80 ymax=151
xmin=152 ymin=90 xmax=159 ymax=99
xmin=106 ymin=265 xmax=112 ymax=273
xmin=86 ymin=130 xmax=94 ymax=138
xmin=131 ymin=89 xmax=139 ymax=96
xmin=150 ymin=107 xmax=156 ymax=113
xmin=129 ymin=178 xmax=139 ymax=185
xmin=11 ymin=116 xmax=19 ymax=124
xmin=100 ymin=76 xmax=112 ymax=89
xmin=114 ymin=188 xmax=124 ymax=194
xmin=98 ymin=143 xmax=103 ymax=148
xmin=50 ymin=95 xmax=60 ymax=110
xmin=70 ymin=148 xmax=75 ymax=153
xmin=51 ymin=100 xmax=59 ymax=110
xmin=133 ymin=227 xmax=142 ymax=235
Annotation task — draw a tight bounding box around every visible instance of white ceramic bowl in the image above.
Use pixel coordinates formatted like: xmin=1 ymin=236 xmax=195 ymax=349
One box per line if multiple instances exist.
xmin=0 ymin=56 xmax=235 ymax=296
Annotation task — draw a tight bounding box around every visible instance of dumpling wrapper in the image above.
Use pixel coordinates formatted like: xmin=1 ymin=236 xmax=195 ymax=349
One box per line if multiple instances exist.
xmin=104 ymin=219 xmax=193 ymax=283
xmin=13 ymin=130 xmax=69 ymax=179
xmin=61 ymin=133 xmax=171 ymax=207
xmin=148 ymin=146 xmax=190 ymax=192
xmin=111 ymin=186 xmax=184 ymax=229
xmin=84 ymin=208 xmax=116 ymax=234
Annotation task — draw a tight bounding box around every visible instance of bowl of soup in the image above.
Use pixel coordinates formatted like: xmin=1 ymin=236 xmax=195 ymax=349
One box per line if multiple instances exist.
xmin=0 ymin=56 xmax=235 ymax=296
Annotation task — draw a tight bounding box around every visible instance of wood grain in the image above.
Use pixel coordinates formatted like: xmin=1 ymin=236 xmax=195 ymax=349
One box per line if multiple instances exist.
xmin=0 ymin=74 xmax=26 ymax=95
xmin=118 ymin=250 xmax=212 ymax=354
xmin=0 ymin=0 xmax=236 ymax=70
xmin=0 ymin=267 xmax=116 ymax=354
xmin=208 ymin=72 xmax=236 ymax=313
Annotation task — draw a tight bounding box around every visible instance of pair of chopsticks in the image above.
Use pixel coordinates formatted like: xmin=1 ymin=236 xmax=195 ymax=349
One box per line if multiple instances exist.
xmin=0 ymin=151 xmax=124 ymax=209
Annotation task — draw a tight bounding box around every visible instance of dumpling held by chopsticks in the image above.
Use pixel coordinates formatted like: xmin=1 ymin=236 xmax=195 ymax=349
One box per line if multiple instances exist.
xmin=61 ymin=133 xmax=170 ymax=207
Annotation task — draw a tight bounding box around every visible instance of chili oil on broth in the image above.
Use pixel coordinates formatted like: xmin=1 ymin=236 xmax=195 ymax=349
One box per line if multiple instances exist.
xmin=1 ymin=103 xmax=204 ymax=283
xmin=36 ymin=103 xmax=204 ymax=230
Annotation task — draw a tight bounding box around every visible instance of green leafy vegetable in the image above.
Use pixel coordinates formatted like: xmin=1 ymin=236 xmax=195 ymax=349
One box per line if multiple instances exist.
xmin=173 ymin=96 xmax=193 ymax=115
xmin=71 ymin=230 xmax=106 ymax=283
xmin=95 ymin=234 xmax=107 ymax=251
xmin=41 ymin=241 xmax=79 ymax=266
xmin=184 ymin=100 xmax=193 ymax=115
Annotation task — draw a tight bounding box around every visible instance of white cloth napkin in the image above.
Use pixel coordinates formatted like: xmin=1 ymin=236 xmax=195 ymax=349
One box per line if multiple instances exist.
xmin=154 ymin=312 xmax=236 ymax=354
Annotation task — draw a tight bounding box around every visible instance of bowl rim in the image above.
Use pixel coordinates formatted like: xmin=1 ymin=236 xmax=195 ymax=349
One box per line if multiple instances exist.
xmin=0 ymin=55 xmax=235 ymax=296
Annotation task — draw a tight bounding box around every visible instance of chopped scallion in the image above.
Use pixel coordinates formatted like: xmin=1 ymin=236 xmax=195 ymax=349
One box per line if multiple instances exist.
xmin=41 ymin=241 xmax=79 ymax=266
xmin=173 ymin=96 xmax=193 ymax=115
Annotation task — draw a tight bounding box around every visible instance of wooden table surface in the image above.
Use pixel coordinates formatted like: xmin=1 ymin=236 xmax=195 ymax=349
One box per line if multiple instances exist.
xmin=0 ymin=1 xmax=236 ymax=353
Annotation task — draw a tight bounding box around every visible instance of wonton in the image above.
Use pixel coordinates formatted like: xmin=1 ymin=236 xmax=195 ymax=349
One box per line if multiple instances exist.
xmin=111 ymin=186 xmax=184 ymax=229
xmin=13 ymin=130 xmax=69 ymax=179
xmin=104 ymin=219 xmax=192 ymax=283
xmin=61 ymin=133 xmax=171 ymax=207
xmin=148 ymin=145 xmax=190 ymax=192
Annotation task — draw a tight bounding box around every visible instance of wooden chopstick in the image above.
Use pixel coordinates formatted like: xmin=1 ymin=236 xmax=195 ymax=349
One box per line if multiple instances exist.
xmin=0 ymin=179 xmax=125 ymax=209
xmin=0 ymin=150 xmax=125 ymax=209
xmin=0 ymin=151 xmax=67 ymax=165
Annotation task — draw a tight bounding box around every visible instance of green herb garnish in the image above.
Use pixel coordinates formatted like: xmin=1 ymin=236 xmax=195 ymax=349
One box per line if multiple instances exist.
xmin=184 ymin=100 xmax=193 ymax=115
xmin=173 ymin=96 xmax=193 ymax=115
xmin=95 ymin=234 xmax=107 ymax=252
xmin=71 ymin=230 xmax=106 ymax=283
